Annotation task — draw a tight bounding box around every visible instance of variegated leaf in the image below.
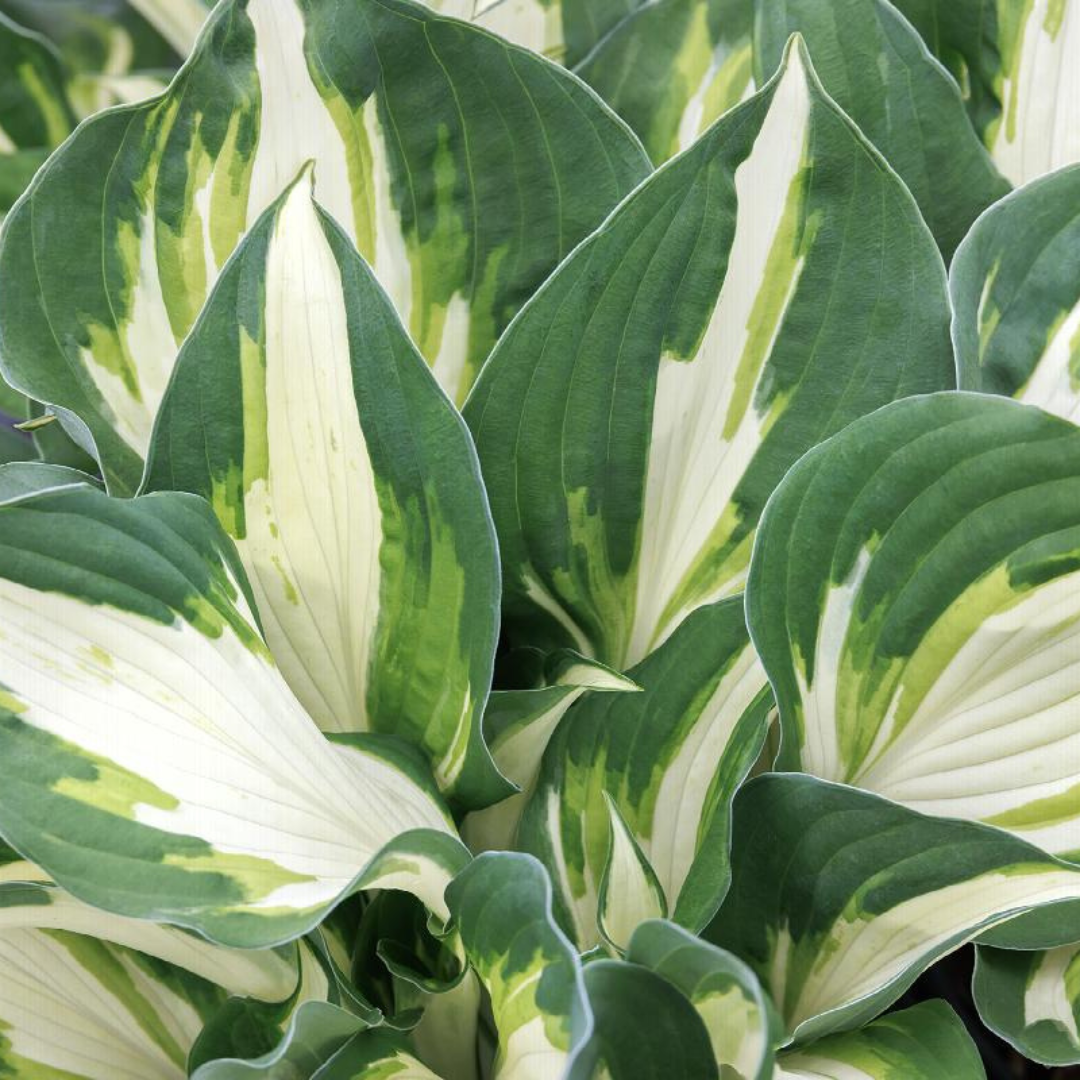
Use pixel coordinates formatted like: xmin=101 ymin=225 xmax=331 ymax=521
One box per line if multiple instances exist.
xmin=974 ymin=942 xmax=1080 ymax=1067
xmin=144 ymin=173 xmax=505 ymax=807
xmin=776 ymin=1000 xmax=985 ymax=1079
xmin=568 ymin=958 xmax=721 ymax=1079
xmin=907 ymin=0 xmax=1080 ymax=186
xmin=626 ymin=920 xmax=778 ymax=1079
xmin=596 ymin=796 xmax=668 ymax=952
xmin=577 ymin=0 xmax=755 ymax=163
xmin=754 ymin=0 xmax=1009 ymax=258
xmin=0 ymin=0 xmax=190 ymax=116
xmin=0 ymin=926 xmax=226 ymax=1079
xmin=952 ymin=163 xmax=1080 ymax=424
xmin=431 ymin=0 xmax=648 ymax=67
xmin=985 ymin=0 xmax=1080 ymax=185
xmin=887 ymin=0 xmax=1002 ymax=136
xmin=462 ymin=653 xmax=639 ymax=853
xmin=0 ymin=483 xmax=468 ymax=947
xmin=0 ymin=13 xmax=74 ymax=152
xmin=193 ymin=1004 xmax=443 ymax=1079
xmin=0 ymin=12 xmax=74 ymax=223
xmin=707 ymin=774 xmax=1080 ymax=1042
xmin=0 ymin=869 xmax=305 ymax=1004
xmin=873 ymin=0 xmax=1080 ymax=187
xmin=0 ymin=862 xmax=339 ymax=1079
xmin=747 ymin=392 xmax=1080 ymax=856
xmin=517 ymin=597 xmax=771 ymax=949
xmin=446 ymin=852 xmax=591 ymax=1080
xmin=0 ymin=0 xmax=650 ymax=495
xmin=349 ymin=886 xmax=481 ymax=1079
xmin=126 ymin=0 xmax=211 ymax=57
xmin=465 ymin=36 xmax=953 ymax=669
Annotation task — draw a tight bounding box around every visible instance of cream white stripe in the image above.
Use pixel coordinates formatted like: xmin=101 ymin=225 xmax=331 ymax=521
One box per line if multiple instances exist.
xmin=992 ymin=0 xmax=1080 ymax=185
xmin=630 ymin=48 xmax=812 ymax=663
xmin=239 ymin=181 xmax=383 ymax=737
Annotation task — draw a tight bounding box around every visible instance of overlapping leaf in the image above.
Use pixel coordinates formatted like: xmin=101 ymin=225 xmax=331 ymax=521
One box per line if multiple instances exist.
xmin=754 ymin=0 xmax=1009 ymax=257
xmin=447 ymin=852 xmax=591 ymax=1080
xmin=145 ymin=174 xmax=505 ymax=806
xmin=952 ymin=163 xmax=1080 ymax=424
xmin=0 ymin=13 xmax=74 ymax=221
xmin=465 ymin=36 xmax=953 ymax=669
xmin=974 ymin=942 xmax=1080 ymax=1067
xmin=776 ymin=1000 xmax=985 ymax=1079
xmin=0 ymin=857 xmax=332 ymax=1079
xmin=747 ymin=392 xmax=1080 ymax=856
xmin=628 ymin=920 xmax=777 ymax=1078
xmin=0 ymin=0 xmax=650 ymax=494
xmin=192 ymin=1005 xmax=442 ymax=1080
xmin=708 ymin=774 xmax=1080 ymax=1042
xmin=517 ymin=597 xmax=771 ymax=949
xmin=577 ymin=0 xmax=755 ymax=163
xmin=463 ymin=653 xmax=638 ymax=852
xmin=433 ymin=0 xmax=649 ymax=67
xmin=0 ymin=13 xmax=73 ymax=151
xmin=0 ymin=482 xmax=468 ymax=947
xmin=983 ymin=0 xmax=1080 ymax=185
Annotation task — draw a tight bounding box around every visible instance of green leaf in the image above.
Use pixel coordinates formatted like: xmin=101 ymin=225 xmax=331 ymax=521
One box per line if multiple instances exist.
xmin=27 ymin=402 xmax=103 ymax=473
xmin=776 ymin=1000 xmax=985 ymax=1078
xmin=754 ymin=0 xmax=1009 ymax=258
xmin=0 ymin=0 xmax=193 ymax=117
xmin=0 ymin=12 xmax=75 ymax=151
xmin=0 ymin=460 xmax=100 ymax=502
xmin=0 ymin=0 xmax=649 ymax=496
xmin=974 ymin=942 xmax=1080 ymax=1067
xmin=577 ymin=0 xmax=755 ymax=163
xmin=952 ymin=163 xmax=1080 ymax=424
xmin=446 ymin=852 xmax=591 ymax=1080
xmin=144 ymin=172 xmax=506 ymax=809
xmin=0 ymin=483 xmax=468 ymax=947
xmin=746 ymin=392 xmax=1080 ymax=856
xmin=462 ymin=653 xmax=639 ymax=853
xmin=706 ymin=774 xmax=1080 ymax=1042
xmin=627 ymin=919 xmax=778 ymax=1079
xmin=464 ymin=35 xmax=953 ymax=669
xmin=0 ymin=145 xmax=47 ymax=216
xmin=517 ymin=597 xmax=771 ymax=949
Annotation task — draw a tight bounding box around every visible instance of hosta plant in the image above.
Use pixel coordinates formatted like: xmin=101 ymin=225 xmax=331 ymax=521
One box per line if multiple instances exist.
xmin=0 ymin=0 xmax=1078 ymax=1077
